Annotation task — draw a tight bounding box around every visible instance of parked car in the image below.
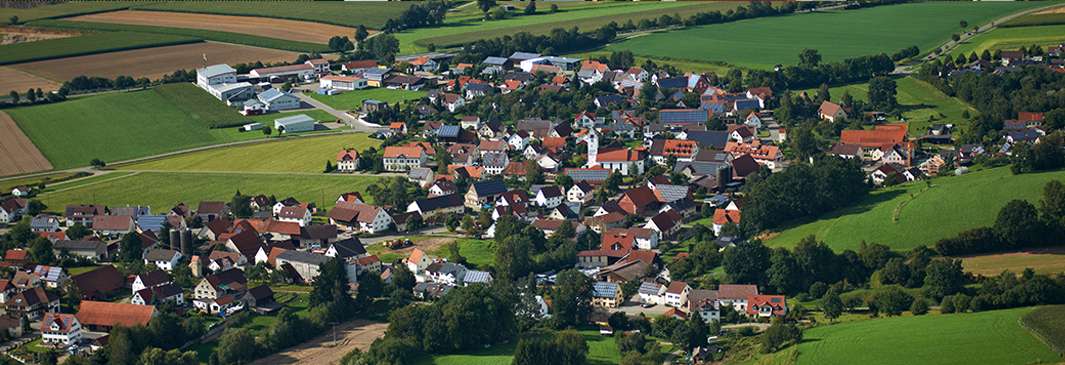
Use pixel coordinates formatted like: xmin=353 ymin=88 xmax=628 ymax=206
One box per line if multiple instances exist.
xmin=641 ymin=302 xmax=655 ymax=308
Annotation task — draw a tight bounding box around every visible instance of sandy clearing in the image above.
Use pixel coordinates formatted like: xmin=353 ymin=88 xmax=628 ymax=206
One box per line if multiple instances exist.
xmin=0 ymin=66 xmax=61 ymax=93
xmin=381 ymin=237 xmax=455 ymax=257
xmin=12 ymin=41 xmax=301 ymax=82
xmin=0 ymin=26 xmax=81 ymax=45
xmin=248 ymin=319 xmax=388 ymax=365
xmin=0 ymin=110 xmax=53 ymax=177
xmin=70 ymin=10 xmax=358 ymax=44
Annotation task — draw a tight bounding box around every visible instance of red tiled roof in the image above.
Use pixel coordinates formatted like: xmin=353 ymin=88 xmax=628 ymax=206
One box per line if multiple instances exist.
xmin=718 ymin=284 xmax=758 ymax=300
xmin=712 ymin=209 xmax=741 ymax=225
xmin=666 ymin=281 xmax=689 ymax=295
xmin=337 ymin=149 xmax=359 ymax=162
xmin=384 ymin=146 xmax=424 ymax=159
xmin=77 ymin=300 xmax=155 ymax=327
xmin=840 ymin=124 xmax=908 ymax=148
xmin=597 ymin=148 xmax=643 ymax=162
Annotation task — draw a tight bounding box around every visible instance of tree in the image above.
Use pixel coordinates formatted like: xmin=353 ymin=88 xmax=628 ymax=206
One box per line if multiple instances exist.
xmin=217 ymin=328 xmax=256 ymax=365
xmin=390 ymin=264 xmax=416 ymax=293
xmin=67 ymin=222 xmax=90 ymax=240
xmin=876 ymin=286 xmax=909 ymax=317
xmin=9 ymin=90 xmax=18 ymax=103
xmin=477 ymin=0 xmax=496 ymax=14
xmin=994 ymin=199 xmax=1043 ymax=249
xmin=524 ymin=1 xmax=536 ymax=15
xmin=495 ymin=235 xmax=533 ymax=282
xmin=952 ymin=293 xmax=971 ymax=313
xmin=821 ymin=288 xmax=843 ymax=320
xmin=551 ymin=269 xmax=594 ymax=328
xmin=445 ymin=214 xmax=460 ymax=233
xmin=263 ymin=126 xmax=272 ymax=136
xmin=555 ymin=174 xmax=574 ymax=190
xmin=959 ymin=20 xmax=967 ymax=29
xmin=26 ymin=88 xmax=36 ymax=103
xmin=867 ymin=76 xmax=897 ymax=111
xmin=798 ymin=48 xmax=821 ymax=68
xmin=405 ymin=214 xmax=424 ymax=232
xmin=722 ymin=240 xmax=771 ymax=286
xmin=549 ymin=4 xmax=558 ymax=13
xmin=230 ymin=193 xmax=253 ymax=219
xmin=8 ymin=15 xmax=17 ymax=25
xmin=355 ymin=25 xmax=369 ymax=43
xmin=951 ymin=34 xmax=960 ymax=42
xmin=119 ymin=232 xmax=143 ymax=263
xmin=910 ymin=296 xmax=929 ymax=315
xmin=760 ymin=318 xmax=802 ymax=353
xmin=90 ymin=158 xmax=106 ymax=169
xmin=939 ymin=295 xmax=956 ymax=314
xmin=27 ymin=200 xmax=47 ymax=215
xmin=604 ymin=171 xmax=623 ymax=194
xmin=30 ymin=237 xmax=54 ymax=265
xmin=924 ymin=259 xmax=964 ymax=300
xmin=447 ymin=242 xmax=467 ymax=266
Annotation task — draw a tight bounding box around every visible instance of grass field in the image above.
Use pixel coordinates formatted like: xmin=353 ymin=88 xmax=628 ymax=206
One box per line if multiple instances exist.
xmin=36 ymin=172 xmax=381 ymax=213
xmin=308 ymin=88 xmax=428 ymax=112
xmin=28 ymin=19 xmax=329 ymax=53
xmin=5 ymin=90 xmax=221 ymax=170
xmin=132 ymin=1 xmax=411 ymax=29
xmin=765 ymin=167 xmax=1065 ymax=252
xmin=413 ymin=329 xmax=640 ymax=365
xmin=0 ymin=1 xmax=146 ymax=23
xmin=1020 ymin=305 xmax=1065 ymax=357
xmin=426 ymin=239 xmax=495 ymax=271
xmin=605 ymin=2 xmax=1044 ymax=69
xmin=958 ymin=246 xmax=1065 ymax=276
xmin=796 ymin=307 xmax=1061 ymax=365
xmin=154 ymin=83 xmax=248 ymax=128
xmin=69 ymin=10 xmax=359 ymax=44
xmin=1000 ymin=12 xmax=1065 ymax=28
xmin=119 ymin=133 xmax=378 ymax=173
xmin=40 ymin=171 xmax=135 ymax=193
xmin=0 ymin=31 xmax=199 ymax=65
xmin=950 ymin=24 xmax=1065 ymax=59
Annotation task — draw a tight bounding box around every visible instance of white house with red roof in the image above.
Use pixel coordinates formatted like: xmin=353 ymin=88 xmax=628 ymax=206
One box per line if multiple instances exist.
xmin=337 ymin=150 xmax=360 ymax=171
xmin=41 ymin=313 xmax=81 ymax=345
xmin=746 ymin=295 xmax=787 ymax=317
xmin=818 ymin=101 xmax=848 ymax=122
xmin=664 ymin=281 xmax=691 ymax=308
xmin=712 ymin=209 xmax=741 ymax=236
xmin=277 ymin=206 xmax=312 ymax=227
xmin=383 ymin=146 xmax=427 ymax=171
xmin=718 ymin=284 xmax=758 ymax=311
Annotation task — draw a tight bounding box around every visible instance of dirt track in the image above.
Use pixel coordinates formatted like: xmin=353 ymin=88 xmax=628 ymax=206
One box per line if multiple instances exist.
xmin=0 ymin=110 xmax=53 ymax=177
xmin=12 ymin=41 xmax=300 ymax=82
xmin=1036 ymin=7 xmax=1065 ymax=14
xmin=70 ymin=10 xmax=358 ymax=44
xmin=0 ymin=66 xmax=61 ymax=93
xmin=248 ymin=319 xmax=388 ymax=365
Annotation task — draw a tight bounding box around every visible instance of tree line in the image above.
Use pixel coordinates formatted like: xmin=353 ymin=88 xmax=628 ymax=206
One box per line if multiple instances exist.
xmin=935 ymin=180 xmax=1065 ymax=256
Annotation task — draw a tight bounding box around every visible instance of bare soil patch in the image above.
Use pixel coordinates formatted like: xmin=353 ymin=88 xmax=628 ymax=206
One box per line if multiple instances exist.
xmin=0 ymin=66 xmax=61 ymax=93
xmin=248 ymin=319 xmax=387 ymax=365
xmin=0 ymin=110 xmax=53 ymax=177
xmin=383 ymin=237 xmax=454 ymax=257
xmin=1036 ymin=7 xmax=1065 ymax=14
xmin=957 ymin=246 xmax=1065 ymax=276
xmin=12 ymin=41 xmax=300 ymax=82
xmin=70 ymin=10 xmax=358 ymax=44
xmin=0 ymin=26 xmax=81 ymax=45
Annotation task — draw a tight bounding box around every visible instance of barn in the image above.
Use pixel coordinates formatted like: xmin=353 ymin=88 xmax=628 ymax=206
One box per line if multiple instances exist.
xmin=258 ymin=89 xmax=300 ymax=111
xmin=274 ymin=114 xmax=315 ymax=134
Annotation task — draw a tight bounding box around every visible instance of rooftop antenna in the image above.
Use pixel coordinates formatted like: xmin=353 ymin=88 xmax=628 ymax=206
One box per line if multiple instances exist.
xmin=203 ymin=53 xmax=207 ymax=69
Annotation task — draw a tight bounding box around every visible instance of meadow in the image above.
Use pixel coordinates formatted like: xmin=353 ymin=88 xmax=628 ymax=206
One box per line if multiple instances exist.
xmin=36 ymin=172 xmax=382 ymax=214
xmin=949 ymin=24 xmax=1065 ymax=59
xmin=308 ymin=88 xmax=428 ymax=111
xmin=795 ymin=307 xmax=1061 ymax=365
xmin=1000 ymin=12 xmax=1065 ymax=28
xmin=959 ymin=247 xmax=1065 ymax=276
xmin=132 ymin=1 xmax=412 ymax=29
xmin=5 ymin=90 xmax=221 ymax=170
xmin=68 ymin=10 xmax=358 ymax=44
xmin=765 ymin=167 xmax=1065 ymax=252
xmin=0 ymin=31 xmax=199 ymax=65
xmin=412 ymin=329 xmax=647 ymax=365
xmin=28 ymin=19 xmax=330 ymax=53
xmin=119 ymin=133 xmax=378 ymax=173
xmin=1020 ymin=305 xmax=1065 ymax=357
xmin=153 ymin=83 xmax=248 ymax=128
xmin=605 ymin=2 xmax=1044 ymax=69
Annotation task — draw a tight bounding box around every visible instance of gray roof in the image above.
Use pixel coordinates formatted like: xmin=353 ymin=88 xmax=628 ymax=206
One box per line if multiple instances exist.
xmin=258 ymin=88 xmax=296 ymax=103
xmin=136 ymin=215 xmax=168 ymax=233
xmin=484 ymin=57 xmax=509 ymax=65
xmin=471 ymin=180 xmax=507 ymax=197
xmin=30 ymin=216 xmax=58 ymax=230
xmin=655 ymin=185 xmax=690 ymax=203
xmin=438 ymin=125 xmax=460 ymax=138
xmin=408 ymin=168 xmax=433 ymax=179
xmin=482 ymin=152 xmax=508 ymax=167
xmin=638 ymin=281 xmax=662 ymax=295
xmin=675 ymin=162 xmax=727 ymax=176
xmin=412 ymin=194 xmax=464 ymax=212
xmin=462 ymin=270 xmax=492 ymax=284
xmin=53 ymin=240 xmax=105 ymax=251
xmin=329 ymin=237 xmax=366 ymax=258
xmin=565 ymin=169 xmax=610 ymax=182
xmin=144 ymin=249 xmax=180 ymax=262
xmin=685 ymin=131 xmax=730 ymax=149
xmin=510 ymin=52 xmax=541 ymax=61
xmin=274 ymin=114 xmax=314 ymax=127
xmin=198 ymin=64 xmax=235 ymax=78
xmin=427 ymin=262 xmax=466 ymax=276
xmin=466 ymin=83 xmax=493 ymax=92
xmin=276 ymin=250 xmax=331 ymax=266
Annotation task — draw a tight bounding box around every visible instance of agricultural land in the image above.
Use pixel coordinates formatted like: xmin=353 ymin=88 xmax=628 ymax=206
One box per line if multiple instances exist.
xmin=796 ymin=307 xmax=1061 ymax=365
xmin=959 ymin=246 xmax=1065 ymax=276
xmin=1020 ymin=305 xmax=1065 ymax=357
xmin=0 ymin=31 xmax=200 ymax=65
xmin=950 ymin=24 xmax=1065 ymax=59
xmin=0 ymin=67 xmax=61 ymax=94
xmin=68 ymin=10 xmax=358 ymax=44
xmin=130 ymin=1 xmax=411 ymax=29
xmin=308 ymin=88 xmax=428 ymax=111
xmin=26 ymin=19 xmax=330 ymax=53
xmin=0 ymin=111 xmax=52 ymax=177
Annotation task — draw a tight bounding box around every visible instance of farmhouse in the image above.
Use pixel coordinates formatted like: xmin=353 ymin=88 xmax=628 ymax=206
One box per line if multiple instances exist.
xmin=274 ymin=114 xmax=315 ymax=133
xmin=341 ymin=60 xmax=379 ymax=73
xmin=5 ymin=288 xmax=59 ymax=319
xmin=326 ymin=201 xmax=393 ymax=233
xmin=337 ymin=150 xmax=360 ymax=171
xmin=76 ymin=301 xmax=156 ymax=332
xmin=0 ymin=199 xmax=28 ymax=223
xmin=818 ymin=101 xmax=847 ymax=122
xmin=258 ymin=89 xmax=301 ymax=111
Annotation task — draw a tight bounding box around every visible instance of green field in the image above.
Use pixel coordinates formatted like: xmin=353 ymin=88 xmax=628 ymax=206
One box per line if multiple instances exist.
xmin=1020 ymin=305 xmax=1065 ymax=357
xmin=28 ymin=19 xmax=329 ymax=53
xmin=427 ymin=239 xmax=495 ymax=271
xmin=414 ymin=329 xmax=643 ymax=365
xmin=308 ymin=88 xmax=428 ymax=112
xmin=36 ymin=172 xmax=380 ymax=213
xmin=132 ymin=1 xmax=411 ymax=29
xmin=5 ymin=90 xmax=221 ymax=170
xmin=606 ymin=2 xmax=1044 ymax=69
xmin=950 ymin=24 xmax=1065 ymax=59
xmin=154 ymin=83 xmax=249 ymax=128
xmin=1000 ymin=12 xmax=1065 ymax=28
xmin=119 ymin=133 xmax=378 ymax=173
xmin=796 ymin=307 xmax=1061 ymax=365
xmin=0 ymin=1 xmax=148 ymax=23
xmin=0 ymin=31 xmax=199 ymax=65
xmin=40 ymin=171 xmax=135 ymax=194
xmin=766 ymin=167 xmax=1065 ymax=252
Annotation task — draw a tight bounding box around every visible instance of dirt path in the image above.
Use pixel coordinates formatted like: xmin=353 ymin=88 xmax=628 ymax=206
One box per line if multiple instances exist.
xmin=0 ymin=110 xmax=53 ymax=177
xmin=376 ymin=236 xmax=455 ymax=257
xmin=248 ymin=319 xmax=388 ymax=365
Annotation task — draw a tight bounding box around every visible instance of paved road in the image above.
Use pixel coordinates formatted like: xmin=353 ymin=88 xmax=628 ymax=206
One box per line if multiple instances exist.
xmin=663 ymin=349 xmax=683 ymax=365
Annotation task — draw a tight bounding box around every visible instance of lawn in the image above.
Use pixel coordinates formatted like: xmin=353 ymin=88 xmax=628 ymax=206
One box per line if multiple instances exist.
xmin=765 ymin=167 xmax=1065 ymax=252
xmin=5 ymin=89 xmax=221 ymax=170
xmin=308 ymin=88 xmax=428 ymax=112
xmin=1020 ymin=305 xmax=1065 ymax=357
xmin=606 ymin=2 xmax=1044 ymax=70
xmin=36 ymin=172 xmax=382 ymax=214
xmin=950 ymin=24 xmax=1065 ymax=59
xmin=154 ymin=83 xmax=248 ymax=128
xmin=118 ymin=132 xmax=378 ymax=173
xmin=28 ymin=19 xmax=329 ymax=53
xmin=796 ymin=307 xmax=1061 ymax=365
xmin=39 ymin=172 xmax=135 ymax=193
xmin=426 ymin=238 xmax=495 ymax=271
xmin=132 ymin=1 xmax=411 ymax=29
xmin=0 ymin=31 xmax=199 ymax=65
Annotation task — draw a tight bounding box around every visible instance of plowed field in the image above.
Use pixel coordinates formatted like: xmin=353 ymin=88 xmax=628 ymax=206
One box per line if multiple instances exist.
xmin=69 ymin=10 xmax=358 ymax=44
xmin=0 ymin=111 xmax=53 ymax=177
xmin=0 ymin=67 xmax=61 ymax=93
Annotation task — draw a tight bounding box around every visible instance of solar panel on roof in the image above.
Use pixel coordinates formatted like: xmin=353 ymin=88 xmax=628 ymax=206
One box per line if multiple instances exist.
xmin=438 ymin=125 xmax=460 ymax=138
xmin=771 ymin=298 xmax=781 ymax=303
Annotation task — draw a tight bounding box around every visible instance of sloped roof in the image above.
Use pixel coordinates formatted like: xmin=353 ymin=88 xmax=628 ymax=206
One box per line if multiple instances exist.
xmin=666 ymin=281 xmax=689 ymax=295
xmin=592 ymin=282 xmax=619 ymax=298
xmin=470 ymin=180 xmax=507 ymax=197
xmin=92 ymin=215 xmax=132 ymax=231
xmin=329 ymin=238 xmax=366 ymax=259
xmin=718 ymin=284 xmax=758 ymax=300
xmin=73 ymin=266 xmax=124 ymax=299
xmin=137 ymin=269 xmax=170 ymax=288
xmin=622 ymin=185 xmax=657 ymax=209
xmin=712 ymin=209 xmax=741 ymax=225
xmin=77 ymin=301 xmax=155 ymax=327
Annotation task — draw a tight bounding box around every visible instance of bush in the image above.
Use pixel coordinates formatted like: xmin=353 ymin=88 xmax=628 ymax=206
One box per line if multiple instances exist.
xmin=940 ymin=295 xmax=955 ymax=314
xmin=910 ymin=297 xmax=929 ymax=315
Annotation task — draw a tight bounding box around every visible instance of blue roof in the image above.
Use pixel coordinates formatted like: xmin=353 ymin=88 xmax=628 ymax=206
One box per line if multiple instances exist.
xmin=660 ymin=109 xmax=709 ymax=125
xmin=685 ymin=131 xmax=730 ymax=149
xmin=1010 ymin=130 xmax=1040 ymax=140
xmin=734 ymin=99 xmax=760 ymax=110
xmin=687 ymin=75 xmax=702 ymax=88
xmin=593 ymin=283 xmax=619 ymax=298
xmin=657 ymin=77 xmax=686 ymax=89
xmin=638 ymin=282 xmax=661 ymax=295
xmin=471 ymin=179 xmax=507 ymax=196
xmin=137 ymin=215 xmax=168 ymax=232
xmin=438 ymin=125 xmax=460 ymax=138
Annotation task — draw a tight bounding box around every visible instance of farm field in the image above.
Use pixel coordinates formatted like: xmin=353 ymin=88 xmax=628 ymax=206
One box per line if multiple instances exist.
xmin=958 ymin=246 xmax=1065 ymax=276
xmin=308 ymin=88 xmax=428 ymax=111
xmin=132 ymin=1 xmax=411 ymax=29
xmin=0 ymin=1 xmax=148 ymax=23
xmin=4 ymin=90 xmax=222 ymax=170
xmin=0 ymin=31 xmax=199 ymax=65
xmin=0 ymin=67 xmax=62 ymax=93
xmin=796 ymin=307 xmax=1060 ymax=365
xmin=0 ymin=111 xmax=53 ymax=177
xmin=950 ymin=24 xmax=1065 ymax=59
xmin=36 ymin=172 xmax=382 ymax=214
xmin=28 ymin=19 xmax=329 ymax=53
xmin=68 ymin=10 xmax=358 ymax=44
xmin=119 ymin=133 xmax=378 ymax=173
xmin=412 ymin=329 xmax=645 ymax=365
xmin=11 ymin=41 xmax=301 ymax=83
xmin=605 ymin=2 xmax=1044 ymax=69
xmin=765 ymin=167 xmax=1065 ymax=252
xmin=1020 ymin=305 xmax=1065 ymax=357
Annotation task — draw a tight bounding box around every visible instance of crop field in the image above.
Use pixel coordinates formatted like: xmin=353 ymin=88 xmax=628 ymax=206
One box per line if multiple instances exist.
xmin=132 ymin=1 xmax=411 ymax=29
xmin=0 ymin=1 xmax=147 ymax=23
xmin=950 ymin=25 xmax=1065 ymax=59
xmin=4 ymin=90 xmax=220 ymax=170
xmin=408 ymin=1 xmax=742 ymax=54
xmin=0 ymin=31 xmax=199 ymax=65
xmin=1020 ymin=305 xmax=1065 ymax=357
xmin=413 ymin=329 xmax=644 ymax=365
xmin=0 ymin=67 xmax=62 ymax=93
xmin=958 ymin=246 xmax=1065 ymax=276
xmin=765 ymin=167 xmax=1065 ymax=252
xmin=796 ymin=307 xmax=1060 ymax=365
xmin=153 ymin=83 xmax=248 ymax=128
xmin=605 ymin=2 xmax=1044 ymax=69
xmin=11 ymin=41 xmax=300 ymax=83
xmin=0 ymin=111 xmax=53 ymax=177
xmin=308 ymin=88 xmax=428 ymax=111
xmin=28 ymin=19 xmax=329 ymax=53
xmin=68 ymin=10 xmax=358 ymax=44
xmin=119 ymin=133 xmax=378 ymax=173
xmin=1000 ymin=12 xmax=1065 ymax=28
xmin=36 ymin=172 xmax=381 ymax=214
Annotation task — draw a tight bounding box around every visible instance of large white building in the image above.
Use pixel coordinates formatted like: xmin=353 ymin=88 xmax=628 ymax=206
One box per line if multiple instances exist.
xmin=40 ymin=313 xmax=81 ymax=345
xmin=258 ymin=88 xmax=301 ymax=111
xmin=383 ymin=146 xmax=427 ymax=171
xmin=274 ymin=114 xmax=315 ymax=133
xmin=196 ymin=64 xmax=253 ymax=102
xmin=320 ymin=75 xmax=368 ymax=91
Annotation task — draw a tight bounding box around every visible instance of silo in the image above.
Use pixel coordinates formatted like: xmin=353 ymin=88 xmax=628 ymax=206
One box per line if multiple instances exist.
xmin=180 ymin=229 xmax=193 ymax=256
xmin=169 ymin=230 xmax=180 ymax=251
xmin=717 ymin=164 xmax=732 ymax=187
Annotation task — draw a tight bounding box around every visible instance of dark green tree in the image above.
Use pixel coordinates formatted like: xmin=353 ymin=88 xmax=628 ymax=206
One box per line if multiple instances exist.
xmin=722 ymin=240 xmax=771 ymax=286
xmin=550 ymin=269 xmax=593 ymax=328
xmin=119 ymin=232 xmax=143 ymax=263
xmin=230 ymin=193 xmax=253 ymax=219
xmin=821 ymin=288 xmax=843 ymax=320
xmin=867 ymin=76 xmax=897 ymax=111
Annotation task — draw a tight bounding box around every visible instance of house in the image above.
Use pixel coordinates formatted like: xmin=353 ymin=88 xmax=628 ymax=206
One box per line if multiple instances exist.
xmin=362 ymin=99 xmax=389 ymax=113
xmin=920 ymin=155 xmax=948 ymax=176
xmin=644 ymin=209 xmax=683 ymax=239
xmin=224 ymin=230 xmax=266 ymax=264
xmin=595 ymin=148 xmax=645 ymax=175
xmin=5 ymin=288 xmax=59 ymax=319
xmin=718 ymin=284 xmax=759 ymax=311
xmin=336 ymin=150 xmax=360 ymax=171
xmin=274 ymin=250 xmax=331 ymax=283
xmin=534 ymin=185 xmax=565 ymax=208
xmin=407 ymin=193 xmax=465 ymax=218
xmin=425 ymin=262 xmax=467 ymax=286
xmin=72 ymin=265 xmax=124 ymax=300
xmin=40 ymin=313 xmax=81 ymax=345
xmin=383 ymin=146 xmax=427 ymax=171
xmin=869 ymin=164 xmax=897 ymax=185
xmin=274 ymin=114 xmax=315 ymax=134
xmin=604 ymin=227 xmax=659 ymax=250
xmin=5 ymin=249 xmax=31 ymax=267
xmin=194 ymin=267 xmax=247 ymax=301
xmin=143 ymin=249 xmax=182 ymax=271
xmin=53 ymin=240 xmax=108 ymax=261
xmin=0 ymin=281 xmax=15 ymax=302
xmin=746 ymin=295 xmax=787 ymax=317
xmin=440 ymin=93 xmax=466 ymax=112
xmin=584 ymin=212 xmax=626 ymax=234
xmin=131 ymin=270 xmax=170 ymax=294
xmin=592 ymin=282 xmax=623 ymax=308
xmin=712 ymin=209 xmax=741 ymax=236
xmin=91 ymin=215 xmax=135 ymax=238
xmin=638 ymin=281 xmax=666 ymax=305
xmin=576 ymin=250 xmax=628 ymax=268
xmin=664 ymin=281 xmax=691 ymax=308
xmin=619 ymin=185 xmax=658 ymax=216
xmin=567 ymin=181 xmax=596 ymax=204
xmin=326 ymin=201 xmax=394 ymax=233
xmin=404 ymin=248 xmax=434 ymax=273
xmin=32 ymin=266 xmax=68 ymax=289
xmin=465 ymin=180 xmax=508 ymax=208
xmin=413 ymin=282 xmax=453 ymax=299
xmin=687 ymin=290 xmax=721 ymax=323
xmin=548 ymin=203 xmax=579 ymax=220
xmin=829 ymin=142 xmax=863 ymax=159
xmin=724 ymin=141 xmax=782 ymax=169
xmin=508 ymin=131 xmax=530 ymax=151
xmin=531 ymin=219 xmax=585 ymax=237
xmin=840 ymin=124 xmax=908 ymax=148
xmin=729 ymin=126 xmax=756 ymax=144
xmin=0 ymin=199 xmax=28 ymax=223
xmin=651 ymin=140 xmax=700 ymax=165
xmin=258 ymin=88 xmax=301 ymax=111
xmin=277 ymin=206 xmax=312 ymax=227
xmin=818 ymin=101 xmax=847 ymax=122
xmin=76 ymin=301 xmax=156 ymax=332
xmin=197 ymin=201 xmax=227 ymax=222
xmin=482 ymin=152 xmax=510 ymax=175
xmin=64 ymin=204 xmax=109 ymax=226
xmin=12 ymin=271 xmax=40 ymax=291
xmin=341 ymin=60 xmax=378 ymax=73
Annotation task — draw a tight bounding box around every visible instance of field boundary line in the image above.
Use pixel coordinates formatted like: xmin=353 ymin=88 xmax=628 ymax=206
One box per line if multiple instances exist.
xmin=38 ymin=171 xmax=138 ymax=196
xmin=893 ymin=184 xmax=933 ymax=225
